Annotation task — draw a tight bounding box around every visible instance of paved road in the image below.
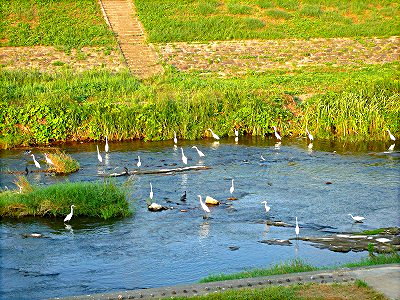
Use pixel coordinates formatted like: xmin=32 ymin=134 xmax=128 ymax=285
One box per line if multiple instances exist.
xmin=53 ymin=264 xmax=399 ymax=300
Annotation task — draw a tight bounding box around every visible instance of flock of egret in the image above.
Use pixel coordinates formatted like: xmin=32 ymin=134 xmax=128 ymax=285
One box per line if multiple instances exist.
xmin=25 ymin=127 xmax=396 ymax=227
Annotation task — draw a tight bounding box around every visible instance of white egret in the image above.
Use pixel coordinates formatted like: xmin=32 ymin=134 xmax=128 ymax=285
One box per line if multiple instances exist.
xmin=174 ymin=131 xmax=178 ymax=144
xmin=31 ymin=154 xmax=41 ymax=168
xmin=149 ymin=182 xmax=153 ymax=200
xmin=260 ymin=155 xmax=266 ymax=161
xmin=137 ymin=155 xmax=141 ymax=167
xmin=105 ymin=136 xmax=109 ymax=153
xmin=230 ymin=179 xmax=234 ymax=194
xmin=181 ymin=147 xmax=188 ymax=165
xmin=261 ymin=201 xmax=270 ymax=213
xmin=64 ymin=205 xmax=75 ymax=223
xmin=306 ymin=128 xmax=314 ymax=141
xmin=96 ymin=145 xmax=103 ymax=163
xmin=208 ymin=129 xmax=220 ymax=140
xmin=387 ymin=129 xmax=396 ymax=141
xmin=44 ymin=153 xmax=54 ymax=166
xmin=198 ymin=195 xmax=210 ymax=213
xmin=348 ymin=214 xmax=365 ymax=223
xmin=295 ymin=217 xmax=300 ymax=238
xmin=192 ymin=146 xmax=205 ymax=157
xmin=272 ymin=126 xmax=282 ymax=141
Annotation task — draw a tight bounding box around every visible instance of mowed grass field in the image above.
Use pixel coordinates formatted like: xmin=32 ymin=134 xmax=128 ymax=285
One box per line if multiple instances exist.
xmin=135 ymin=0 xmax=399 ymax=42
xmin=0 ymin=0 xmax=116 ymax=49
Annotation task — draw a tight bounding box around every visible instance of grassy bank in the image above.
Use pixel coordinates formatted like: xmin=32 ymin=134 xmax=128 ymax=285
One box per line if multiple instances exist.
xmin=0 ymin=180 xmax=131 ymax=219
xmin=135 ymin=0 xmax=399 ymax=42
xmin=200 ymin=253 xmax=400 ymax=283
xmin=172 ymin=283 xmax=386 ymax=300
xmin=0 ymin=65 xmax=398 ymax=148
xmin=0 ymin=0 xmax=115 ymax=50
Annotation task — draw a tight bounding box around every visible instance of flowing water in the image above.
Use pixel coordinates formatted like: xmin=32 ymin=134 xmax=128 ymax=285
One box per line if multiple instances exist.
xmin=0 ymin=138 xmax=399 ymax=299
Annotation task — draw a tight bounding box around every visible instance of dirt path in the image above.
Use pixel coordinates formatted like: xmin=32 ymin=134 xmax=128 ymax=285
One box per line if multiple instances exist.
xmin=99 ymin=0 xmax=163 ymax=78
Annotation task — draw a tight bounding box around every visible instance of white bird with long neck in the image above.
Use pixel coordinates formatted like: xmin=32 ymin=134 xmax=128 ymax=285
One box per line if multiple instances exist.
xmin=387 ymin=129 xmax=396 ymax=141
xmin=137 ymin=155 xmax=141 ymax=167
xmin=192 ymin=146 xmax=205 ymax=157
xmin=105 ymin=136 xmax=109 ymax=153
xmin=306 ymin=128 xmax=314 ymax=141
xmin=295 ymin=217 xmax=300 ymax=238
xmin=208 ymin=129 xmax=220 ymax=140
xmin=230 ymin=179 xmax=234 ymax=194
xmin=272 ymin=126 xmax=282 ymax=141
xmin=348 ymin=214 xmax=365 ymax=223
xmin=64 ymin=205 xmax=75 ymax=223
xmin=198 ymin=195 xmax=210 ymax=213
xmin=44 ymin=153 xmax=54 ymax=166
xmin=149 ymin=183 xmax=153 ymax=200
xmin=261 ymin=201 xmax=270 ymax=213
xmin=173 ymin=131 xmax=178 ymax=144
xmin=96 ymin=145 xmax=103 ymax=163
xmin=31 ymin=154 xmax=41 ymax=168
xmin=181 ymin=147 xmax=188 ymax=165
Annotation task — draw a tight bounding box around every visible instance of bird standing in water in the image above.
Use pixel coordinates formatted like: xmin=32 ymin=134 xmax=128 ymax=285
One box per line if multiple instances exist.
xmin=105 ymin=136 xmax=109 ymax=153
xmin=96 ymin=145 xmax=103 ymax=163
xmin=64 ymin=205 xmax=75 ymax=223
xmin=208 ymin=129 xmax=220 ymax=140
xmin=295 ymin=217 xmax=300 ymax=239
xmin=31 ymin=154 xmax=41 ymax=168
xmin=272 ymin=126 xmax=282 ymax=141
xmin=181 ymin=148 xmax=188 ymax=165
xmin=230 ymin=179 xmax=234 ymax=194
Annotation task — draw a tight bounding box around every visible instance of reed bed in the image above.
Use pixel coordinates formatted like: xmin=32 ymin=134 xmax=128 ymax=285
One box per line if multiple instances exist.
xmin=47 ymin=151 xmax=80 ymax=174
xmin=0 ymin=67 xmax=398 ymax=148
xmin=0 ymin=180 xmax=131 ymax=219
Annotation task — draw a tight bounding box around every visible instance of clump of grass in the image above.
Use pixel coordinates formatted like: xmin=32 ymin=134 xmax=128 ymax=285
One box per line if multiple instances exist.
xmin=359 ymin=228 xmax=386 ymax=235
xmin=197 ymin=1 xmax=219 ymax=15
xmin=200 ymin=259 xmax=316 ymax=283
xmin=342 ymin=252 xmax=400 ymax=268
xmin=0 ymin=180 xmax=131 ymax=219
xmin=266 ymin=9 xmax=293 ymax=19
xmin=47 ymin=151 xmax=80 ymax=174
xmin=227 ymin=3 xmax=252 ymax=15
xmin=300 ymin=4 xmax=324 ymax=17
xmin=257 ymin=0 xmax=274 ymax=9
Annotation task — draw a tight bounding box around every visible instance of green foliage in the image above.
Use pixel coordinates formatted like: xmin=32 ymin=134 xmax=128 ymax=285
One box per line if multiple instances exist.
xmin=355 ymin=279 xmax=368 ymax=288
xmin=0 ymin=64 xmax=398 ymax=148
xmin=47 ymin=151 xmax=80 ymax=174
xmin=200 ymin=259 xmax=317 ymax=283
xmin=135 ymin=0 xmax=399 ymax=42
xmin=0 ymin=0 xmax=116 ymax=50
xmin=343 ymin=253 xmax=400 ymax=268
xmin=0 ymin=180 xmax=132 ymax=219
xmin=359 ymin=228 xmax=386 ymax=235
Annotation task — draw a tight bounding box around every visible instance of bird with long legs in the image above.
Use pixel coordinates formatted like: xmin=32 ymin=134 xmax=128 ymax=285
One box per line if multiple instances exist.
xmin=387 ymin=129 xmax=396 ymax=141
xmin=198 ymin=195 xmax=210 ymax=218
xmin=272 ymin=126 xmax=282 ymax=141
xmin=181 ymin=147 xmax=188 ymax=165
xmin=295 ymin=217 xmax=300 ymax=239
xmin=44 ymin=153 xmax=54 ymax=166
xmin=348 ymin=214 xmax=365 ymax=223
xmin=137 ymin=155 xmax=141 ymax=168
xmin=208 ymin=129 xmax=220 ymax=140
xmin=192 ymin=146 xmax=205 ymax=157
xmin=261 ymin=201 xmax=270 ymax=213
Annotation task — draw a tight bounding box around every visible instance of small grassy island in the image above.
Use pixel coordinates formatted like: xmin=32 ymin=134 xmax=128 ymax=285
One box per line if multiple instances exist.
xmin=0 ymin=178 xmax=131 ymax=219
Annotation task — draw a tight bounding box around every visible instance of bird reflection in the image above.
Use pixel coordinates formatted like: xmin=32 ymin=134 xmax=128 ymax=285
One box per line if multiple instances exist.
xmin=275 ymin=142 xmax=281 ymax=150
xmin=65 ymin=224 xmax=74 ymax=234
xmin=262 ymin=222 xmax=270 ymax=238
xmin=181 ymin=173 xmax=188 ymax=189
xmin=387 ymin=144 xmax=395 ymax=152
xmin=211 ymin=141 xmax=220 ymax=149
xmin=104 ymin=153 xmax=110 ymax=166
xmin=199 ymin=222 xmax=210 ymax=239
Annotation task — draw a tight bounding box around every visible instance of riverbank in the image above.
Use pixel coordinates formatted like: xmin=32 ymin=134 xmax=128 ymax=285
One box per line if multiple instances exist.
xmin=1 ymin=65 xmax=398 ymax=149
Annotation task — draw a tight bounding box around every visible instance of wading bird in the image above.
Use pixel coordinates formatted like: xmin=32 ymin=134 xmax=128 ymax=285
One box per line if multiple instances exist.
xmin=192 ymin=146 xmax=205 ymax=157
xmin=181 ymin=147 xmax=188 ymax=165
xmin=261 ymin=201 xmax=270 ymax=213
xmin=174 ymin=131 xmax=178 ymax=144
xmin=295 ymin=217 xmax=300 ymax=238
xmin=96 ymin=145 xmax=102 ymax=163
xmin=44 ymin=153 xmax=54 ymax=166
xmin=149 ymin=183 xmax=153 ymax=200
xmin=198 ymin=195 xmax=210 ymax=215
xmin=387 ymin=129 xmax=396 ymax=141
xmin=306 ymin=128 xmax=314 ymax=141
xmin=31 ymin=154 xmax=41 ymax=168
xmin=272 ymin=126 xmax=282 ymax=141
xmin=348 ymin=214 xmax=365 ymax=223
xmin=64 ymin=205 xmax=75 ymax=223
xmin=208 ymin=129 xmax=220 ymax=140
xmin=105 ymin=136 xmax=109 ymax=153
xmin=137 ymin=155 xmax=141 ymax=168
xmin=230 ymin=179 xmax=234 ymax=194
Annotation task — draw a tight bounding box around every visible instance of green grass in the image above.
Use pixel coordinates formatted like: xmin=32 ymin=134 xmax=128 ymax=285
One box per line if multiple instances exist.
xmin=171 ymin=283 xmax=386 ymax=300
xmin=47 ymin=151 xmax=80 ymax=174
xmin=200 ymin=259 xmax=317 ymax=283
xmin=0 ymin=0 xmax=116 ymax=50
xmin=135 ymin=0 xmax=400 ymax=42
xmin=200 ymin=254 xmax=400 ymax=283
xmin=359 ymin=228 xmax=387 ymax=235
xmin=0 ymin=180 xmax=131 ymax=219
xmin=0 ymin=63 xmax=398 ymax=148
